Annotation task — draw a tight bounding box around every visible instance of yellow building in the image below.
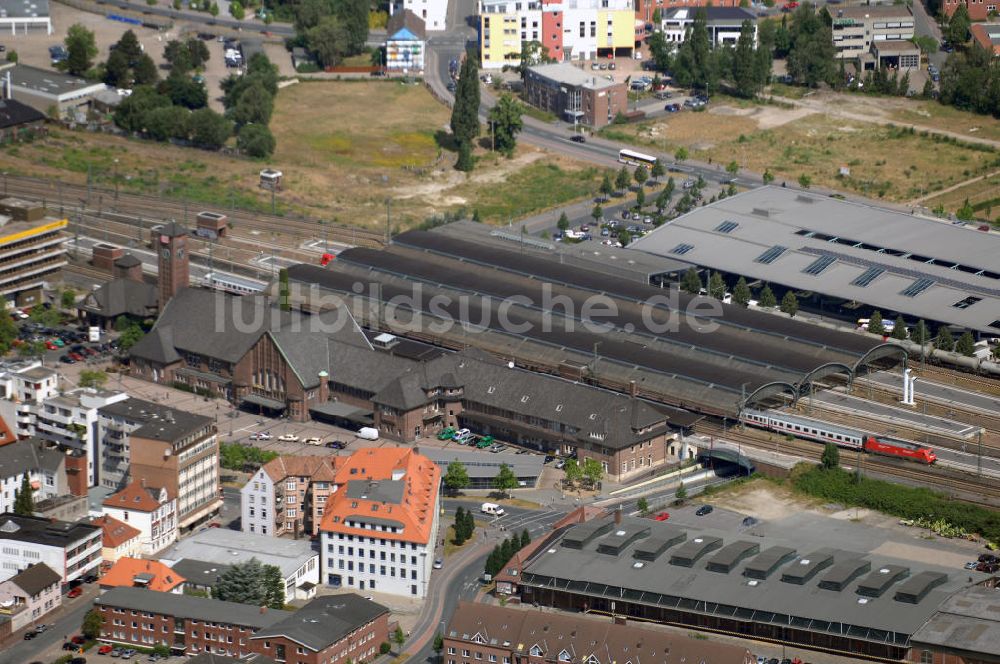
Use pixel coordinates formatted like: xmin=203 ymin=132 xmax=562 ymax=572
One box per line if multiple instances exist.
xmin=480 ymin=12 xmax=529 ymax=69
xmin=0 ymin=197 xmax=68 ymax=308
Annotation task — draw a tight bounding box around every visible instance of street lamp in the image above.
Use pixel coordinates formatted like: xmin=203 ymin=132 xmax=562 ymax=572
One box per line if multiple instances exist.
xmin=113 ymin=158 xmax=120 ymax=203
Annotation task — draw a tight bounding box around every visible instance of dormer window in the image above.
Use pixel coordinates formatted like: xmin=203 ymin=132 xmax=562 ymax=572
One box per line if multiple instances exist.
xmin=558 ymin=650 xmax=571 ymax=662
xmin=529 ymin=645 xmax=543 ymax=657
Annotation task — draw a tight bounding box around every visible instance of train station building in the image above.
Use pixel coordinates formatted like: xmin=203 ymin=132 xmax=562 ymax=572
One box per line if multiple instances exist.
xmin=629 ymin=186 xmax=1000 ymax=337
xmin=509 ymin=510 xmax=995 ymax=661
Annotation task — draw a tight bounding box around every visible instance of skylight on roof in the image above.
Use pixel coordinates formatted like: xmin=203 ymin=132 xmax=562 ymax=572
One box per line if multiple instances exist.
xmin=901 ymin=278 xmax=934 ymax=297
xmin=670 ymin=243 xmax=694 ymax=256
xmin=851 ymin=267 xmax=884 ymax=288
xmin=714 ymin=220 xmax=739 ymax=234
xmin=802 ymin=255 xmax=836 ymax=276
xmin=755 ymin=245 xmax=787 ymax=264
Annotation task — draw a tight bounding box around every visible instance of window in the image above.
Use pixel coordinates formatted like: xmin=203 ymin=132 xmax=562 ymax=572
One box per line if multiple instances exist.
xmin=669 ymin=243 xmax=694 ymax=255
xmin=919 ymin=651 xmax=933 ymax=664
xmin=802 ymin=255 xmax=836 ymax=275
xmin=901 ymin=278 xmax=934 ymax=297
xmin=714 ymin=220 xmax=739 ymax=233
xmin=448 ymin=648 xmax=456 ymax=655
xmin=851 ymin=267 xmax=884 ymax=287
xmin=755 ymin=245 xmax=788 ymax=264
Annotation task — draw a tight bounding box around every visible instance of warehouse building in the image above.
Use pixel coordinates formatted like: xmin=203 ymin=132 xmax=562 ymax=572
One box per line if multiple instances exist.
xmin=630 ymin=186 xmax=1000 ymax=336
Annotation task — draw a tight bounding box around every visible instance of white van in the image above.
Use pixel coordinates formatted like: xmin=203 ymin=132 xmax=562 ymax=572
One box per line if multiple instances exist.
xmin=481 ymin=502 xmax=505 ymax=516
xmin=358 ymin=427 xmax=379 ymax=441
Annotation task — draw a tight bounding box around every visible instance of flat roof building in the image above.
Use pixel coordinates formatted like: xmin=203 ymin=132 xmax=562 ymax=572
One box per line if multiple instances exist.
xmin=661 ymin=7 xmax=757 ymax=46
xmin=6 ymin=64 xmax=107 ymax=115
xmin=831 ymin=5 xmax=914 ymax=62
xmin=0 ymin=0 xmax=52 ymax=35
xmin=908 ymin=586 xmax=1000 ymax=663
xmin=0 ymin=513 xmax=101 ymax=584
xmin=524 ymin=63 xmax=628 ymax=128
xmin=630 ymin=186 xmax=1000 ymax=335
xmin=515 ymin=513 xmax=993 ymax=660
xmin=0 ymin=198 xmax=67 ymax=308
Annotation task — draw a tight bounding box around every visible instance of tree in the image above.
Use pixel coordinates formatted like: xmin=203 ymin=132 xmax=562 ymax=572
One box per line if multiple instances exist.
xmin=674 ymin=146 xmax=688 ymax=162
xmin=520 ymin=529 xmax=530 ymax=550
xmin=61 ymin=288 xmax=77 ymax=309
xmin=637 ymin=497 xmax=649 ymax=514
xmin=615 ymin=166 xmax=631 ymax=193
xmin=681 ymin=267 xmax=702 ymax=295
xmin=945 ymin=4 xmax=970 ymax=46
xmin=655 ymin=187 xmax=672 ymax=214
xmin=262 ymin=563 xmax=285 ymax=609
xmin=237 ymin=124 xmax=276 ymax=158
xmin=209 ymin=1 xmax=219 ymax=16
xmin=493 ymin=463 xmax=518 ymax=498
xmin=582 ymin=458 xmax=603 ymax=487
xmin=599 ymin=173 xmax=614 ymax=201
xmin=732 ymin=20 xmax=767 ymax=98
xmin=188 ymin=108 xmax=233 ymax=150
xmin=0 ymin=312 xmax=16 ymax=356
xmin=563 ymin=459 xmax=582 ymax=486
xmin=634 ymin=165 xmax=649 ymax=188
xmin=336 ymin=0 xmax=370 ymax=54
xmin=786 ymin=5 xmax=835 ymax=87
xmin=79 ymin=370 xmax=108 ymax=389
xmin=65 ymin=23 xmax=97 ymax=76
xmin=485 ymin=546 xmax=500 ymax=576
xmin=867 ymin=310 xmax=884 ymax=336
xmin=798 ymin=174 xmax=812 ymax=188
xmin=635 ymin=188 xmax=646 ymax=209
xmin=462 ymin=509 xmax=475 ymax=541
xmin=759 ymin=283 xmax=777 ymax=307
xmin=82 ymin=609 xmax=103 ymax=640
xmin=215 ymin=558 xmax=280 ymax=605
xmin=647 ymin=31 xmax=672 ymax=72
xmin=935 ymin=326 xmax=955 ymax=352
xmin=488 ymin=94 xmax=524 ymax=157
xmin=557 ymin=212 xmax=570 ymax=232
xmin=733 ymin=276 xmax=751 ymax=307
xmin=133 ymin=53 xmax=158 ymax=86
xmin=115 ymin=85 xmax=171 ymax=133
xmin=104 ymin=49 xmax=132 ymax=88
xmin=433 ymin=633 xmax=445 ymax=661
xmin=891 ymin=315 xmax=908 ymax=340
xmin=144 ymin=105 xmax=189 ymax=142
xmin=516 ymin=40 xmax=555 ymax=76
xmin=164 ymin=39 xmax=194 ymax=74
xmin=956 ymin=331 xmax=976 ymax=357
xmin=229 ymin=80 xmax=274 ymax=127
xmin=456 ymin=140 xmax=474 ymax=172
xmin=451 ymin=57 xmax=480 ymax=147
xmin=453 ymin=506 xmax=468 ymax=544
xmin=956 ymin=198 xmax=975 ymax=221
xmin=230 ymin=0 xmax=245 ymax=19
xmin=500 ymin=537 xmax=513 ymax=563
xmin=306 ymin=15 xmax=350 ymax=68
xmin=651 ymin=160 xmax=665 ymax=182
xmin=617 ymin=228 xmax=631 ymax=247
xmin=675 ymin=482 xmax=687 ymax=503
xmin=780 ymin=290 xmax=798 ymax=317
xmin=152 ymin=644 xmax=170 ymax=657
xmin=821 ymin=442 xmax=840 ymax=470
xmin=13 ymin=474 xmax=34 ymax=515
xmin=392 ymin=625 xmax=406 ymax=651
xmin=913 ymin=320 xmax=930 ymax=347
xmin=163 ymin=72 xmax=208 ymax=109
xmin=671 ymin=9 xmax=717 ymax=92
xmin=116 ymin=29 xmax=143 ymax=64
xmin=119 ymin=323 xmax=145 ymax=350
xmin=443 ymin=461 xmax=470 ymax=496
xmin=708 ymin=271 xmax=726 ymax=300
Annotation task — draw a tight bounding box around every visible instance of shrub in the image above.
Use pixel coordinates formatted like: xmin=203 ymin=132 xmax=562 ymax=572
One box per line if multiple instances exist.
xmin=380 ymin=642 xmax=391 ymax=654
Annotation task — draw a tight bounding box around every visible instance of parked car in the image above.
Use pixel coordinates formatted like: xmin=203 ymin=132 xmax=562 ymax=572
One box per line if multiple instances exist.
xmin=570 ymin=134 xmax=586 ymax=143
xmin=70 ymin=634 xmax=86 ymax=644
xmin=70 ymin=658 xmax=87 ymax=664
xmin=23 ymin=630 xmax=36 ymax=640
xmin=63 ymin=642 xmax=78 ymax=650
xmin=965 ymin=561 xmax=980 ymax=570
xmin=695 ymin=505 xmax=714 ymax=516
xmin=433 ymin=558 xmax=443 ymax=569
xmin=98 ymin=645 xmax=113 ymax=655
xmin=60 ymin=355 xmax=75 ymax=364
xmin=67 ymin=587 xmax=83 ymax=598
xmin=438 ymin=427 xmax=456 ymax=440
xmin=741 ymin=516 xmax=759 ymax=527
xmin=83 ymin=573 xmax=98 ymax=583
xmin=278 ymin=434 xmax=300 ymax=443
xmin=654 ymin=512 xmax=670 ymax=521
xmin=304 ymin=437 xmax=323 ymax=446
xmin=326 ymin=440 xmax=346 ymax=449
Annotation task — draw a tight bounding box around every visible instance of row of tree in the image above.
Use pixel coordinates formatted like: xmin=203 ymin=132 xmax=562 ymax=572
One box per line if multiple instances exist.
xmin=484 ymin=530 xmax=531 ymax=578
xmin=443 ymin=460 xmax=520 ymax=497
xmin=222 ymin=53 xmax=280 ymax=157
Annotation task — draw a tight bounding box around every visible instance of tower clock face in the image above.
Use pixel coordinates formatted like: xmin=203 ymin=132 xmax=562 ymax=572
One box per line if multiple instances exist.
xmin=162 ymin=249 xmax=171 ymax=259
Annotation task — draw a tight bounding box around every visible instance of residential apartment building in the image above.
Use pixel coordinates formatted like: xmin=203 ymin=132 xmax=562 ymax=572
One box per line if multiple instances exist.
xmin=444 ymin=603 xmax=755 ymax=664
xmin=660 ymin=7 xmax=756 ymax=45
xmin=101 ymin=557 xmax=185 ymax=594
xmin=391 ymin=0 xmax=447 ymax=31
xmin=0 ymin=363 xmax=60 ymax=439
xmin=0 ymin=198 xmax=68 ymax=309
xmin=385 ymin=10 xmax=427 ymax=72
xmin=0 ymin=562 xmax=61 ymax=632
xmin=634 ymin=0 xmax=738 ymax=23
xmin=831 ymin=6 xmax=914 ymax=60
xmin=126 ymin=410 xmax=220 ymax=531
xmin=523 ymin=63 xmax=627 ymax=128
xmin=250 ymin=594 xmax=389 ymax=664
xmin=940 ymin=0 xmax=991 ymax=21
xmin=319 ymin=448 xmax=440 ymax=598
xmin=0 ymin=438 xmax=68 ymax=513
xmin=30 ymin=388 xmax=128 ymax=487
xmin=102 ymin=480 xmax=178 ymax=555
xmin=479 ymin=0 xmax=636 ymax=69
xmin=241 ymin=455 xmax=339 ymax=538
xmin=161 ymin=529 xmax=320 ymax=604
xmin=94 ymin=586 xmax=293 ymax=657
xmin=98 ymin=397 xmax=190 ymax=490
xmin=0 ymin=513 xmax=101 ymax=584
xmin=91 ymin=514 xmax=142 ymax=563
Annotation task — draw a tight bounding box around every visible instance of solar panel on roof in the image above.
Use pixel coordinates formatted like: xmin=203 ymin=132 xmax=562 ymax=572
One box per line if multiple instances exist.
xmin=670 ymin=243 xmax=694 ymax=255
xmin=714 ymin=221 xmax=739 ymax=234
xmin=802 ymin=255 xmax=836 ymax=276
xmin=851 ymin=267 xmax=884 ymax=288
xmin=755 ymin=246 xmax=787 ymax=265
xmin=900 ymin=278 xmax=934 ymax=297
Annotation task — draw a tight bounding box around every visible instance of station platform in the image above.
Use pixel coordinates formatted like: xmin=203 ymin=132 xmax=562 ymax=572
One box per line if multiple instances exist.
xmin=811 ymin=390 xmax=981 ymax=439
xmin=863 ymin=370 xmax=1000 ymax=416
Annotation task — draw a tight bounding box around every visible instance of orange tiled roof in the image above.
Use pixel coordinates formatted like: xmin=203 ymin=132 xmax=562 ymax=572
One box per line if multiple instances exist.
xmin=101 ymin=557 xmax=185 ymax=593
xmin=93 ymin=515 xmax=141 ymax=549
xmin=318 ymin=448 xmax=440 ymax=545
xmin=103 ymin=480 xmax=167 ymax=512
xmin=261 ymin=455 xmax=341 ymax=483
xmin=0 ymin=414 xmax=15 ymax=447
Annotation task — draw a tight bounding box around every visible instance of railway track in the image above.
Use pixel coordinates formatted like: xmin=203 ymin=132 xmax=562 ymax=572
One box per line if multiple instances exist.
xmin=914 ymin=364 xmax=1000 ymax=398
xmin=3 ymin=174 xmax=385 ymax=249
xmin=847 ymin=382 xmax=1000 ymax=440
xmin=695 ymin=420 xmax=1000 ymax=507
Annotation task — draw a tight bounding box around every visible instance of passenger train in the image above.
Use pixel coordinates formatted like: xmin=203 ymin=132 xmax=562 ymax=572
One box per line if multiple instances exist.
xmin=203 ymin=272 xmax=268 ymax=296
xmin=740 ymin=409 xmax=937 ymax=464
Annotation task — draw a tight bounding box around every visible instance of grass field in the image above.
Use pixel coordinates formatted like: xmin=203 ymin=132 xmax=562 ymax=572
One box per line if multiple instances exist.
xmin=0 ymin=81 xmax=599 ymax=230
xmin=890 ymin=101 xmax=1000 ymax=144
xmin=922 ymin=173 xmax=1000 ymax=221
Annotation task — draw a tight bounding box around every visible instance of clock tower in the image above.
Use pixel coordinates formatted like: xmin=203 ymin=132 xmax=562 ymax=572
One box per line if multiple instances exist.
xmin=157 ymin=221 xmax=190 ymax=307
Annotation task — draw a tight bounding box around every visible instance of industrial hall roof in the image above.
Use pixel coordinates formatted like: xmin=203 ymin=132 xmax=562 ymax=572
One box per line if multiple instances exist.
xmin=518 ymin=514 xmax=989 ymax=647
xmin=629 ymin=186 xmax=1000 ymax=334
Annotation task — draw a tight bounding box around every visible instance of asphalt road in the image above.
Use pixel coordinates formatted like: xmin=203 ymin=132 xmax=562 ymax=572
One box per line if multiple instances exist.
xmin=2 ymin=585 xmax=98 ymax=664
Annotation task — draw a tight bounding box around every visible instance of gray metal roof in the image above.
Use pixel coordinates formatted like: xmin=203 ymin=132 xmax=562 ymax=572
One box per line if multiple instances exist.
xmin=0 ymin=0 xmax=50 ymax=19
xmin=630 ymin=186 xmax=1000 ymax=333
xmin=526 ymin=63 xmax=620 ymax=90
xmin=95 ymin=586 xmax=292 ymax=629
xmin=909 ymin=586 xmax=1000 ymax=657
xmin=344 ymin=478 xmax=405 ymax=504
xmin=166 ymin=559 xmax=231 ymax=588
xmin=421 ymin=448 xmax=545 ymax=480
xmin=520 ymin=515 xmax=987 ymax=642
xmin=0 ymin=438 xmax=64 ymax=478
xmin=9 ymin=64 xmax=105 ymax=98
xmin=251 ymin=594 xmax=389 ymax=652
xmin=161 ymin=528 xmax=318 ymax=578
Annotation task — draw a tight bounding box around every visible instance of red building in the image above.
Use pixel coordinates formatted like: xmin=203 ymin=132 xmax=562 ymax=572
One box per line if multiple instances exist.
xmin=634 ymin=0 xmax=739 ymax=25
xmin=940 ymin=0 xmax=990 ymax=21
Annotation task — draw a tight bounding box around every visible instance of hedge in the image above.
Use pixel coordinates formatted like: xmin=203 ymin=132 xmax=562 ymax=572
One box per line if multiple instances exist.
xmin=792 ymin=466 xmax=1000 ymax=543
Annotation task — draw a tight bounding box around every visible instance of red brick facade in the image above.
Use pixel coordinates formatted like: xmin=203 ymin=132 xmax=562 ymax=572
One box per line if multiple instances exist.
xmin=251 ymin=612 xmax=389 ymax=664
xmin=940 ymin=0 xmax=990 ymax=20
xmin=97 ymin=604 xmax=260 ymax=657
xmin=634 ymin=0 xmax=739 ymax=23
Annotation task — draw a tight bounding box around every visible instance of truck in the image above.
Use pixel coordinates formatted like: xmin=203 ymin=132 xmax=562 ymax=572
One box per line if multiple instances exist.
xmin=358 ymin=427 xmax=379 ymax=441
xmin=481 ymin=502 xmax=505 ymax=516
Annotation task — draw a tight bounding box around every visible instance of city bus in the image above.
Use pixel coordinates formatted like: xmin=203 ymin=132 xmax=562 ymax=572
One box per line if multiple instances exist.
xmin=618 ymin=149 xmax=658 ymax=168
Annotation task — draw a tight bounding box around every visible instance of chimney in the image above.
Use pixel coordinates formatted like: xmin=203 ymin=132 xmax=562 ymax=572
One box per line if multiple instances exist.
xmin=614 ymin=506 xmax=622 ymax=525
xmin=614 ymin=615 xmax=627 ymax=625
xmin=628 ymin=380 xmax=637 ymax=397
xmin=259 ymin=606 xmax=268 ymax=614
